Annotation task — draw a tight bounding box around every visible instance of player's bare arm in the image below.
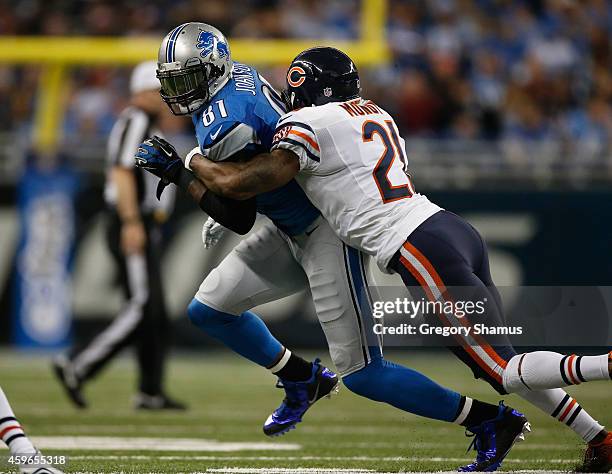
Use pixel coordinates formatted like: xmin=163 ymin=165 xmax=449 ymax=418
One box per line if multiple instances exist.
xmin=189 ymin=149 xmax=300 ymax=200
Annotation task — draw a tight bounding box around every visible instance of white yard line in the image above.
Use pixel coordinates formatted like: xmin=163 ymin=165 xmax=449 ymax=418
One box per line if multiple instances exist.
xmin=204 ymin=470 xmax=568 ymax=474
xmin=67 ymin=454 xmax=574 ymax=464
xmin=31 ymin=438 xmax=576 ymax=473
xmin=205 ymin=470 xmax=376 ymax=473
xmin=30 ymin=436 xmax=300 ymax=452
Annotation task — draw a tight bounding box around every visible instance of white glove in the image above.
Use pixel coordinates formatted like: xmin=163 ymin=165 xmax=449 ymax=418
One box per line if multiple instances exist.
xmin=202 ymin=217 xmax=226 ymax=249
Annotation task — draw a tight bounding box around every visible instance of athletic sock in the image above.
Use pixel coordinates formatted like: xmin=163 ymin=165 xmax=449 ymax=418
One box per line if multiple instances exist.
xmin=0 ymin=388 xmax=35 ymax=455
xmin=270 ymin=349 xmax=313 ymax=381
xmin=517 ymin=388 xmax=604 ymax=443
xmin=504 ymin=351 xmax=611 ymax=392
xmin=456 ymin=397 xmax=501 ymax=427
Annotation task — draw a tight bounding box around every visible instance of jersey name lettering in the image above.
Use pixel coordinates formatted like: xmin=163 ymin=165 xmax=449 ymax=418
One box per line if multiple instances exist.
xmin=339 ymin=100 xmax=381 ymax=117
xmin=233 ymin=64 xmax=256 ymax=95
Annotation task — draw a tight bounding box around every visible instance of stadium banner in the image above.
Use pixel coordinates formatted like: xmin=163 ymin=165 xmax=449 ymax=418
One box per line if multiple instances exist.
xmin=11 ymin=162 xmax=79 ymax=349
xmin=1 ymin=187 xmax=612 ymax=348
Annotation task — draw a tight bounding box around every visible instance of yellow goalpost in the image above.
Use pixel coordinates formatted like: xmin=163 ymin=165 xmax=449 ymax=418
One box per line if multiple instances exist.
xmin=0 ymin=0 xmax=388 ymax=152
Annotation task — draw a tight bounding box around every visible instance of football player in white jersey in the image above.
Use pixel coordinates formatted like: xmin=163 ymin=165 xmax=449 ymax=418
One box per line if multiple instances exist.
xmin=181 ymin=47 xmax=612 ymax=472
xmin=135 ymin=24 xmax=530 ymax=453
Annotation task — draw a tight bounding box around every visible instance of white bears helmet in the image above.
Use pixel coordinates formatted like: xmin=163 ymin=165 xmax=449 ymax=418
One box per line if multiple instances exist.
xmin=157 ymin=22 xmax=232 ymax=115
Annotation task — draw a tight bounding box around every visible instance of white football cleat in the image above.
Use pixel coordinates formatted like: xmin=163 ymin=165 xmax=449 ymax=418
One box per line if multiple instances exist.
xmin=17 ymin=450 xmax=65 ymax=474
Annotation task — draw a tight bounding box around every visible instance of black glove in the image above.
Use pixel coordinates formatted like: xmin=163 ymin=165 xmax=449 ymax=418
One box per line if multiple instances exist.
xmin=135 ymin=135 xmax=183 ymax=199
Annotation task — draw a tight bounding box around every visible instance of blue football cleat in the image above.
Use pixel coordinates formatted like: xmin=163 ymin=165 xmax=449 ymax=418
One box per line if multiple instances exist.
xmin=458 ymin=401 xmax=531 ymax=472
xmin=263 ymin=359 xmax=339 ymax=437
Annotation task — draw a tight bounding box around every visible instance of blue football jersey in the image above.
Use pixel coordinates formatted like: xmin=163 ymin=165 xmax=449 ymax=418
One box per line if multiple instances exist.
xmin=192 ymin=62 xmax=320 ymax=236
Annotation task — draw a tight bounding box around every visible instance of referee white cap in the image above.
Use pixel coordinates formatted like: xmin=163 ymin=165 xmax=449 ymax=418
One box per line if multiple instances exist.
xmin=130 ymin=60 xmax=160 ymax=94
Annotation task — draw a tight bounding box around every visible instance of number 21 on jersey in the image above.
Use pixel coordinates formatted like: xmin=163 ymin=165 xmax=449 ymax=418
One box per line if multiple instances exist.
xmin=362 ymin=120 xmax=415 ymax=203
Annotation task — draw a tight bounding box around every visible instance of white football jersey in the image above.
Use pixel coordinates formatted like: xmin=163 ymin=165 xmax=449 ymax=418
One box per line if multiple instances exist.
xmin=271 ymin=98 xmax=441 ymax=271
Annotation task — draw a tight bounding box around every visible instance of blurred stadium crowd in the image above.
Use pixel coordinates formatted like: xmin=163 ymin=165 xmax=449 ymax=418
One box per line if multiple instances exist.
xmin=0 ymin=0 xmax=610 ymax=164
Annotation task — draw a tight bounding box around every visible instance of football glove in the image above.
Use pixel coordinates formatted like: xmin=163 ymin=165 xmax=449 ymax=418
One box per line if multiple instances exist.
xmin=135 ymin=136 xmax=183 ymax=199
xmin=202 ymin=217 xmax=226 ymax=249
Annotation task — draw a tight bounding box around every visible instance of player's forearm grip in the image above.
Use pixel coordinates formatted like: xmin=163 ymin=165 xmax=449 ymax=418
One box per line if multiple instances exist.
xmin=174 ymin=167 xmax=256 ymax=235
xmin=199 ymin=191 xmax=256 ymax=235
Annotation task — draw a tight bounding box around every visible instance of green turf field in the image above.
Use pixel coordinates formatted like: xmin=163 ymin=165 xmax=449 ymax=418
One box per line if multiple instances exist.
xmin=0 ymin=349 xmax=608 ymax=473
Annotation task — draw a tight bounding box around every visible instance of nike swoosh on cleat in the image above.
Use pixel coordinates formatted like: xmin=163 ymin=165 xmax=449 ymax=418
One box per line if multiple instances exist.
xmin=264 ymin=414 xmax=274 ymax=427
xmin=493 ymin=420 xmax=531 ymax=469
xmin=308 ymin=382 xmax=321 ymax=404
xmin=210 ymin=125 xmax=223 ymax=141
xmin=305 ymin=225 xmax=319 ymax=236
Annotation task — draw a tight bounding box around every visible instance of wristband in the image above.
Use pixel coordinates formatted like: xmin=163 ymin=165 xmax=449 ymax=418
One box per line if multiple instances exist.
xmin=184 ymin=146 xmax=202 ymax=170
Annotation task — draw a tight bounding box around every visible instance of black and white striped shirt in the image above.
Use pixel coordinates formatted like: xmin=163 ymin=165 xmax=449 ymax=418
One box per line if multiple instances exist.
xmin=104 ymin=106 xmax=175 ymax=215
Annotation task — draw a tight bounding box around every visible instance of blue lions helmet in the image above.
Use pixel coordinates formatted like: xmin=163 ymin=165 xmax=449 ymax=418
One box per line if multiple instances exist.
xmin=157 ymin=22 xmax=232 ymax=115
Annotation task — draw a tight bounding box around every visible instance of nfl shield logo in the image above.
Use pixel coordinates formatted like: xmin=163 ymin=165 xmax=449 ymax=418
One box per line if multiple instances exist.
xmin=323 ymin=87 xmax=332 ymax=97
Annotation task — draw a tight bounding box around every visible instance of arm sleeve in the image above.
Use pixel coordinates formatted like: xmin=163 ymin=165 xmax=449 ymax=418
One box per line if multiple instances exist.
xmin=270 ymin=118 xmax=320 ymax=173
xmin=198 ymin=192 xmax=256 ymax=235
xmin=174 ymin=166 xmax=256 ymax=235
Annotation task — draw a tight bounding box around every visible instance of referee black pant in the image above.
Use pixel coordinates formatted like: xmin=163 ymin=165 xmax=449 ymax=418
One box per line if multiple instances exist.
xmin=70 ymin=212 xmax=168 ymax=395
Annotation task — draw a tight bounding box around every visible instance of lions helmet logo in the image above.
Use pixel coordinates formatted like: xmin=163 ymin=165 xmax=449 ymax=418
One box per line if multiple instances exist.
xmin=196 ymin=31 xmax=229 ymax=59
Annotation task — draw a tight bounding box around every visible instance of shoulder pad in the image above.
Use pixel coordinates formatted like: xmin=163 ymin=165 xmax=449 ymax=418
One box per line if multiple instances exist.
xmin=203 ymin=122 xmax=260 ymax=162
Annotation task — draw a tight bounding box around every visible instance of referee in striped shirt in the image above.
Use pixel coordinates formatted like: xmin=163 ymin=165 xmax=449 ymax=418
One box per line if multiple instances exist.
xmin=53 ymin=61 xmax=185 ymax=410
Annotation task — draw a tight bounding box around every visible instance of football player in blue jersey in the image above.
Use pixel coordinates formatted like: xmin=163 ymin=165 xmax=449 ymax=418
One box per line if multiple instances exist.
xmin=146 ymin=23 xmax=339 ymax=437
xmin=136 ymin=24 xmax=533 ymax=470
